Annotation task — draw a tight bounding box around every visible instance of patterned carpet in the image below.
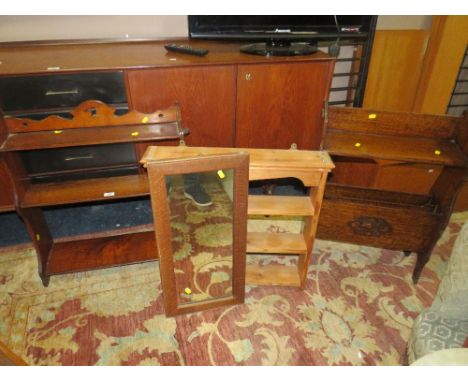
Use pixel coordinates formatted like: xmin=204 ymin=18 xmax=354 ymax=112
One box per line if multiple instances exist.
xmin=0 ymin=210 xmax=466 ymax=365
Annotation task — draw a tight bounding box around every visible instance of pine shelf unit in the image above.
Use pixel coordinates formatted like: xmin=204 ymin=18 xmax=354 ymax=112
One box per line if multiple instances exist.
xmin=141 ymin=146 xmax=334 ymax=288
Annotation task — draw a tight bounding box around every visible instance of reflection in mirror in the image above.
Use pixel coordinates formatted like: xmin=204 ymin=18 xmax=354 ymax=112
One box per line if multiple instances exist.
xmin=166 ymin=169 xmax=234 ymax=306
xmin=147 ymin=151 xmax=248 ymax=316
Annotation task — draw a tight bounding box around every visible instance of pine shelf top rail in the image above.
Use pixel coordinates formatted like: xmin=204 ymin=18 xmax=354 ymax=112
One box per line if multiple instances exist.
xmin=141 ymin=146 xmax=334 ymax=187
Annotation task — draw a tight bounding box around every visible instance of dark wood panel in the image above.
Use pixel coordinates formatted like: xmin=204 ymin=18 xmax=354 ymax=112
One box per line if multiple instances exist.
xmin=454 ymin=180 xmax=468 ymax=211
xmin=127 ymin=66 xmax=236 ymax=147
xmin=374 ymin=162 xmax=443 ymax=194
xmin=0 ymin=156 xmax=15 ymax=211
xmin=47 ymin=230 xmax=157 ymax=275
xmin=330 ymin=158 xmax=444 ymax=194
xmin=328 ymin=106 xmax=459 ymax=138
xmin=235 ymin=61 xmax=334 ymax=149
xmin=328 ymin=156 xmax=379 ymax=188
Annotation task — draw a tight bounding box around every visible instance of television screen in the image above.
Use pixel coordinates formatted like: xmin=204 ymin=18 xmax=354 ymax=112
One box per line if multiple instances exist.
xmin=189 ymin=15 xmax=373 ymax=41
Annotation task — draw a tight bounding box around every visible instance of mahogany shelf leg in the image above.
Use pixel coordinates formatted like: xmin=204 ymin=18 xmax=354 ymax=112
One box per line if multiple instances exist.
xmin=40 ymin=275 xmax=51 ymax=287
xmin=17 ymin=206 xmax=53 ymax=287
xmin=412 ymin=251 xmax=430 ymax=284
xmin=3 ymin=152 xmax=54 ymax=286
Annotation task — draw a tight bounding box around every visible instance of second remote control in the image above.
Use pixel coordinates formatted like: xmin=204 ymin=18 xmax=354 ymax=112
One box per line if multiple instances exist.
xmin=164 ymin=44 xmax=209 ymax=57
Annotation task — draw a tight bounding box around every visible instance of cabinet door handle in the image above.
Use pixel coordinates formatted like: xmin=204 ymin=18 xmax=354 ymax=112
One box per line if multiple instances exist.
xmin=45 ymin=89 xmax=79 ymax=96
xmin=245 ymin=73 xmax=252 ymax=81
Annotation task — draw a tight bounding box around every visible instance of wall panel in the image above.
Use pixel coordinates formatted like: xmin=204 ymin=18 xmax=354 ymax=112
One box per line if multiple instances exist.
xmin=363 ymin=30 xmax=429 ymax=111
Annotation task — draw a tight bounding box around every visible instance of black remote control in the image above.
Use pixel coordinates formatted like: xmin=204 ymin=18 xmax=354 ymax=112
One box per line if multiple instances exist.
xmin=164 ymin=44 xmax=209 ymax=57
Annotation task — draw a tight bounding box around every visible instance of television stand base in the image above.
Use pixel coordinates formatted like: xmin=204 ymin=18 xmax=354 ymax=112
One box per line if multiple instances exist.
xmin=240 ymin=42 xmax=318 ymax=56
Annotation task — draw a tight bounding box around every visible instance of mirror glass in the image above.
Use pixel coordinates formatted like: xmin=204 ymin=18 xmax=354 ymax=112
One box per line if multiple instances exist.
xmin=165 ymin=169 xmax=234 ymax=306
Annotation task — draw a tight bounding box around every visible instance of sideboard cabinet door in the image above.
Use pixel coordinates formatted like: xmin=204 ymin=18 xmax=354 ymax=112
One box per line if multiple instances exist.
xmin=235 ymin=61 xmax=334 ymax=149
xmin=127 ymin=66 xmax=236 ymax=148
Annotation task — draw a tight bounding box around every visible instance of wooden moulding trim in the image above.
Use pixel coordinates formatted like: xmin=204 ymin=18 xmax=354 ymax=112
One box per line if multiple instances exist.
xmin=4 ymin=100 xmax=180 ymax=133
xmin=0 ymin=204 xmax=15 ymax=212
xmin=0 ymin=37 xmax=172 ymax=48
xmin=140 ymin=146 xmax=335 ymax=170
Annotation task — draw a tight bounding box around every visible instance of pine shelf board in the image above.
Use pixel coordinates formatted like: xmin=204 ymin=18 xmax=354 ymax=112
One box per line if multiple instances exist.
xmin=248 ymin=195 xmax=314 ymax=216
xmin=246 ymin=231 xmax=307 ymax=255
xmin=246 ymin=264 xmax=301 ymax=287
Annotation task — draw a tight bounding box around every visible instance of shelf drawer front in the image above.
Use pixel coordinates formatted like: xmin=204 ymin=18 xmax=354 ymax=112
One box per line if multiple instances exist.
xmin=0 ymin=72 xmax=127 ymax=112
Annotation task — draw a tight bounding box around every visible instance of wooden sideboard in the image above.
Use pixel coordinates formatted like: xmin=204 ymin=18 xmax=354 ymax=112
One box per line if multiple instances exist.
xmin=0 ymin=39 xmax=335 ymax=212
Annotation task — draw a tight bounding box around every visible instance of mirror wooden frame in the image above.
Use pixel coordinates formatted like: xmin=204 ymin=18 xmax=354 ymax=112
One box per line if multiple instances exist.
xmin=146 ymin=152 xmax=249 ymax=316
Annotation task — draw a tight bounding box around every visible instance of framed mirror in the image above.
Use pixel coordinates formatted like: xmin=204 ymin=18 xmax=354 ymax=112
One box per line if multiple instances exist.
xmin=146 ymin=152 xmax=249 ymax=316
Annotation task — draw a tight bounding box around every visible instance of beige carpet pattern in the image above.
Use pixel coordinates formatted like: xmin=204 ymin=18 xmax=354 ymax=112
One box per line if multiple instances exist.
xmin=0 ymin=212 xmax=466 ymax=365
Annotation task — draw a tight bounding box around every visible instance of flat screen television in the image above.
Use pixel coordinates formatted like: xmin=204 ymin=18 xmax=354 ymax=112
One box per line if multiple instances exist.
xmin=188 ymin=15 xmax=375 ymax=56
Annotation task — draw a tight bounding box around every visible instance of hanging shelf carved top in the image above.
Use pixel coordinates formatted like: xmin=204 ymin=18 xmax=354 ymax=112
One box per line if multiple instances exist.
xmin=3 ymin=100 xmax=181 ymax=133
